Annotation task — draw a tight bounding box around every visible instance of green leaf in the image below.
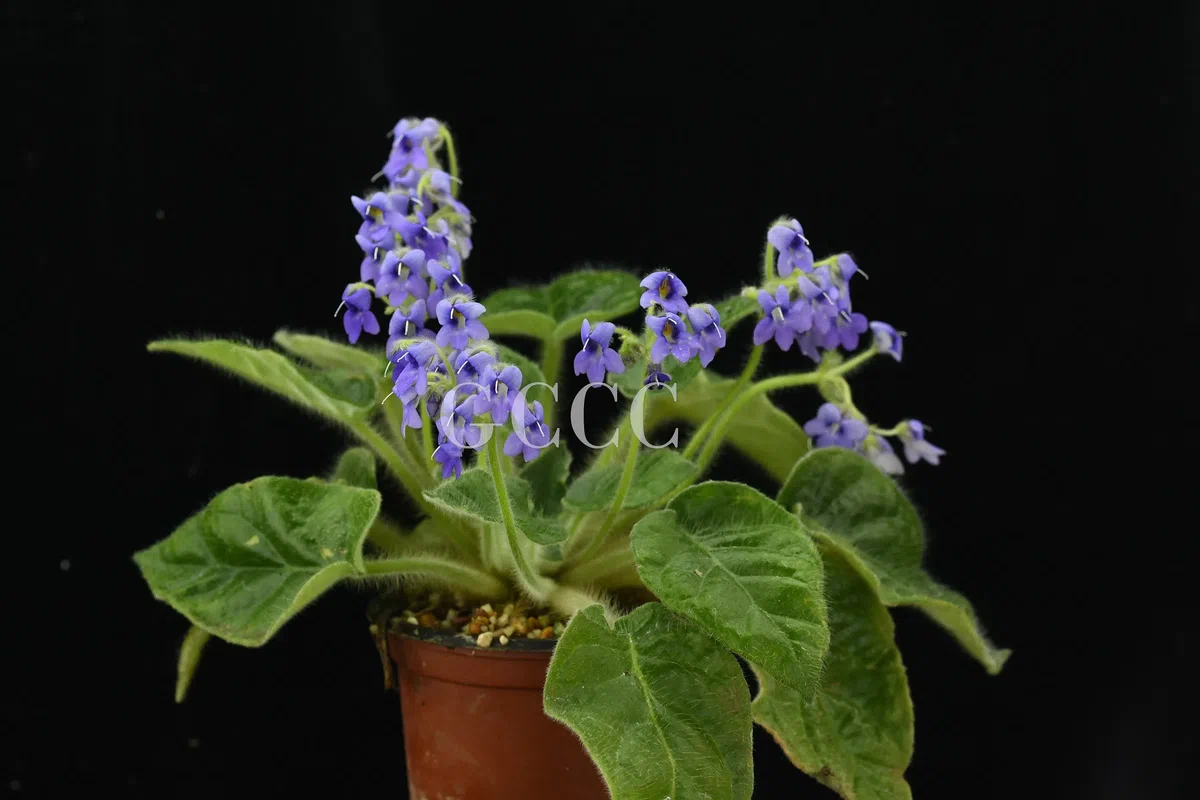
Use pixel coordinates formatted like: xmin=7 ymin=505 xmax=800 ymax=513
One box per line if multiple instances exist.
xmin=148 ymin=339 xmax=378 ymax=421
xmin=134 ymin=477 xmax=381 ymax=647
xmin=272 ymin=329 xmax=384 ymax=373
xmin=175 ymin=625 xmax=212 ymax=704
xmin=330 ymin=447 xmax=377 ymax=490
xmin=631 ymin=481 xmax=829 ymax=694
xmin=544 ymin=603 xmax=753 ymax=800
xmin=519 ymin=443 xmax=572 ymax=517
xmin=481 ymin=267 xmax=642 ymax=340
xmin=777 ymin=448 xmax=1010 ymax=674
xmin=424 ymin=467 xmax=567 ymax=545
xmin=752 ymin=545 xmax=914 ymax=800
xmin=645 ymin=372 xmax=810 ymax=482
xmin=563 ymin=448 xmax=697 ymax=512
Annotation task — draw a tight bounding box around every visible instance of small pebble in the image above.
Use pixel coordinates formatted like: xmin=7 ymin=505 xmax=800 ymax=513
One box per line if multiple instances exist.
xmin=480 ymin=603 xmax=494 ymax=614
xmin=405 ymin=616 xmax=418 ymax=626
xmin=527 ymin=631 xmax=541 ymax=640
xmin=541 ymin=626 xmax=554 ymax=639
xmin=498 ymin=634 xmax=509 ymax=645
xmin=468 ymin=621 xmax=483 ymax=635
xmin=60 ymin=559 xmax=71 ymax=571
xmin=498 ymin=613 xmax=509 ymax=626
xmin=476 ymin=631 xmax=494 ymax=648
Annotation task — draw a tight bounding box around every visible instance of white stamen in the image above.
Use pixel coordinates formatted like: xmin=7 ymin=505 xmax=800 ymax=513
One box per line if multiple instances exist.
xmin=333 ymin=301 xmax=345 ymax=318
xmin=448 ymin=174 xmax=463 ymax=184
xmin=457 ymin=360 xmax=470 ymax=373
xmin=451 ymin=274 xmax=463 ymax=286
xmin=858 ymin=267 xmax=870 ymax=280
xmin=535 ymin=420 xmax=546 ymax=437
xmin=380 ymin=393 xmax=394 ymax=406
xmin=431 ymin=445 xmax=443 ymax=458
xmin=371 ymin=170 xmax=385 ymax=182
xmin=372 ymin=247 xmax=381 ymax=261
xmin=717 ymin=328 xmax=725 ymax=343
xmin=404 ymin=321 xmax=412 ymax=336
xmin=822 ymin=291 xmax=835 ymax=305
xmin=839 ymin=309 xmax=852 ymax=322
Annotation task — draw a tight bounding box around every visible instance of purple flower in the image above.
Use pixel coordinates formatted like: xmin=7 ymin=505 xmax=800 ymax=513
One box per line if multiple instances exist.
xmin=352 ymin=193 xmax=396 ymax=250
xmin=639 ymin=271 xmax=689 ymax=313
xmin=382 ymin=118 xmax=439 ymax=184
xmin=452 ymin=348 xmax=496 ymax=386
xmin=432 ymin=437 xmax=464 ymax=480
xmin=644 ymin=365 xmax=672 ymax=391
xmin=821 ymin=311 xmax=870 ymax=351
xmin=870 ymin=321 xmax=903 ymax=361
xmin=340 ymin=285 xmax=380 ymax=344
xmin=428 ymin=258 xmax=470 ymax=294
xmin=390 ymin=388 xmax=423 ymax=438
xmin=387 ymin=299 xmax=432 ymax=351
xmin=573 ymin=320 xmax=625 ymax=384
xmin=804 ymin=267 xmax=841 ymax=336
xmin=864 ymin=435 xmax=904 ymax=475
xmin=767 ymin=219 xmax=814 ymax=277
xmin=753 ymin=286 xmax=813 ymax=351
xmin=437 ymin=395 xmax=483 ymax=449
xmin=803 ymin=403 xmax=869 ymax=449
xmin=900 ymin=420 xmax=945 ymax=465
xmin=395 ymin=213 xmax=450 ymax=262
xmin=435 ymin=298 xmax=488 ymax=350
xmin=834 ymin=253 xmax=860 ymax=285
xmin=473 ymin=364 xmax=523 ymax=425
xmin=646 ymin=313 xmax=696 ymax=363
xmin=356 ymin=235 xmax=385 ymax=283
xmin=391 ymin=341 xmax=438 ymax=397
xmin=504 ymin=401 xmax=552 ymax=463
xmin=686 ymin=303 xmax=726 ymax=367
xmin=377 ymin=250 xmax=430 ymax=306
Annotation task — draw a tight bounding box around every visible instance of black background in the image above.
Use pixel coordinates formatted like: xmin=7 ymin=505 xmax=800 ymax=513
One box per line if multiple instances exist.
xmin=6 ymin=3 xmax=1195 ymax=798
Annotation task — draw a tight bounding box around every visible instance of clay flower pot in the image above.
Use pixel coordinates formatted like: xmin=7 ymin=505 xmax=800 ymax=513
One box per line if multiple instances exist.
xmin=388 ymin=627 xmax=610 ymax=800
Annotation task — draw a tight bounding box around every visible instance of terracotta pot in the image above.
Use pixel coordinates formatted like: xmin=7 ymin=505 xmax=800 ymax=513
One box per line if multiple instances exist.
xmin=388 ymin=627 xmax=610 ymax=800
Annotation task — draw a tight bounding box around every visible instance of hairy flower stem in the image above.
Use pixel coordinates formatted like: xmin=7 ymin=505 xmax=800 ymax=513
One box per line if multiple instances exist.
xmin=487 ymin=433 xmax=554 ymax=600
xmin=366 ymin=516 xmax=412 ymax=552
xmin=439 ymin=125 xmax=460 ymax=198
xmin=539 ymin=335 xmax=564 ymax=431
xmin=691 ymin=346 xmax=879 ymax=477
xmin=681 ymin=344 xmax=764 ymax=461
xmin=574 ymin=436 xmax=640 ymax=565
xmin=559 ymin=545 xmax=640 ymax=589
xmin=349 ymin=420 xmax=478 ymax=561
xmin=362 ymin=556 xmax=507 ymax=599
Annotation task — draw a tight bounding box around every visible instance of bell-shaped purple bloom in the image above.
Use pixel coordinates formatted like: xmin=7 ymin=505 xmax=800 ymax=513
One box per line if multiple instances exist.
xmin=386 ymin=299 xmax=432 ymax=351
xmin=352 ymin=192 xmax=396 ymax=250
xmin=473 ymin=364 xmax=523 ymax=425
xmin=644 ymin=365 xmax=672 ymax=391
xmin=377 ymin=250 xmax=430 ymax=306
xmin=900 ymin=420 xmax=945 ymax=465
xmin=834 ymin=253 xmax=859 ymax=284
xmin=803 ymin=403 xmax=869 ymax=449
xmin=382 ymin=118 xmax=439 ymax=184
xmin=428 ymin=258 xmax=469 ymax=292
xmin=391 ymin=340 xmax=438 ymax=397
xmin=340 ymin=285 xmax=379 ymax=344
xmin=356 ymin=235 xmax=385 ymax=283
xmin=639 ymin=270 xmax=689 ymax=313
xmin=435 ymin=299 xmax=488 ymax=350
xmin=767 ymin=219 xmax=814 ymax=277
xmin=686 ymin=304 xmax=726 ymax=367
xmin=864 ymin=435 xmax=904 ymax=475
xmin=646 ymin=313 xmax=696 ymax=363
xmin=821 ymin=311 xmax=870 ymax=351
xmin=573 ymin=320 xmax=625 ymax=384
xmin=389 ymin=386 xmax=424 ymax=438
xmin=504 ymin=401 xmax=551 ymax=463
xmin=870 ymin=321 xmax=903 ymax=361
xmin=437 ymin=395 xmax=483 ymax=449
xmin=432 ymin=437 xmax=464 ymax=480
xmin=753 ymin=286 xmax=813 ymax=351
xmin=396 ymin=213 xmax=449 ymax=262
xmin=452 ymin=348 xmax=496 ymax=387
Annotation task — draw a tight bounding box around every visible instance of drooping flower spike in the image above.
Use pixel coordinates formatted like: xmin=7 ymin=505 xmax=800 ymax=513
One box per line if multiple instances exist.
xmin=639 ymin=270 xmax=689 ymax=314
xmin=573 ymin=320 xmax=625 ymax=384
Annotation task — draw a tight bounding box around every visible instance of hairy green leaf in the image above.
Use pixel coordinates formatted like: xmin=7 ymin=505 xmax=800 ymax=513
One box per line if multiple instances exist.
xmin=482 ymin=268 xmax=642 ymax=340
xmin=424 ymin=467 xmax=567 ymax=544
xmin=175 ymin=625 xmax=212 ymax=704
xmin=148 ymin=339 xmax=378 ymax=421
xmin=519 ymin=443 xmax=572 ymax=516
xmin=645 ymin=372 xmax=810 ymax=482
xmin=714 ymin=293 xmax=761 ymax=332
xmin=330 ymin=447 xmax=377 ymax=490
xmin=777 ymin=448 xmax=1010 ymax=674
xmin=544 ymin=603 xmax=753 ymax=800
xmin=272 ymin=329 xmax=384 ymax=373
xmin=563 ymin=449 xmax=697 ymax=512
xmin=134 ymin=477 xmax=381 ymax=646
xmin=753 ymin=545 xmax=914 ymax=800
xmin=631 ymin=481 xmax=829 ymax=694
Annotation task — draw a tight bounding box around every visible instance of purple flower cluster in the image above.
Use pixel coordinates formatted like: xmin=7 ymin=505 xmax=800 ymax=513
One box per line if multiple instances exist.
xmin=339 ymin=116 xmax=549 ymax=478
xmin=574 ymin=270 xmax=729 ymax=390
xmin=804 ymin=403 xmax=944 ymax=474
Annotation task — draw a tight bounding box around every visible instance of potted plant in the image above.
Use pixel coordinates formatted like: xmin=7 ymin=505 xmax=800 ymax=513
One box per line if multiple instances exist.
xmin=135 ymin=115 xmax=1009 ymax=799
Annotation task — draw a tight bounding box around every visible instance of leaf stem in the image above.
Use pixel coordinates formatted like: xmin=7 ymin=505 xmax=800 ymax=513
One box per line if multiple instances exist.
xmin=692 ymin=346 xmax=879 ymax=476
xmin=486 ymin=434 xmax=554 ymax=600
xmin=439 ymin=124 xmax=460 ymax=198
xmin=559 ymin=545 xmax=641 ymax=589
xmin=366 ymin=516 xmax=411 ymax=553
xmin=539 ymin=335 xmax=564 ymax=431
xmin=362 ymin=556 xmax=507 ymax=599
xmin=574 ymin=435 xmax=640 ymax=565
xmin=681 ymin=344 xmax=763 ymax=461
